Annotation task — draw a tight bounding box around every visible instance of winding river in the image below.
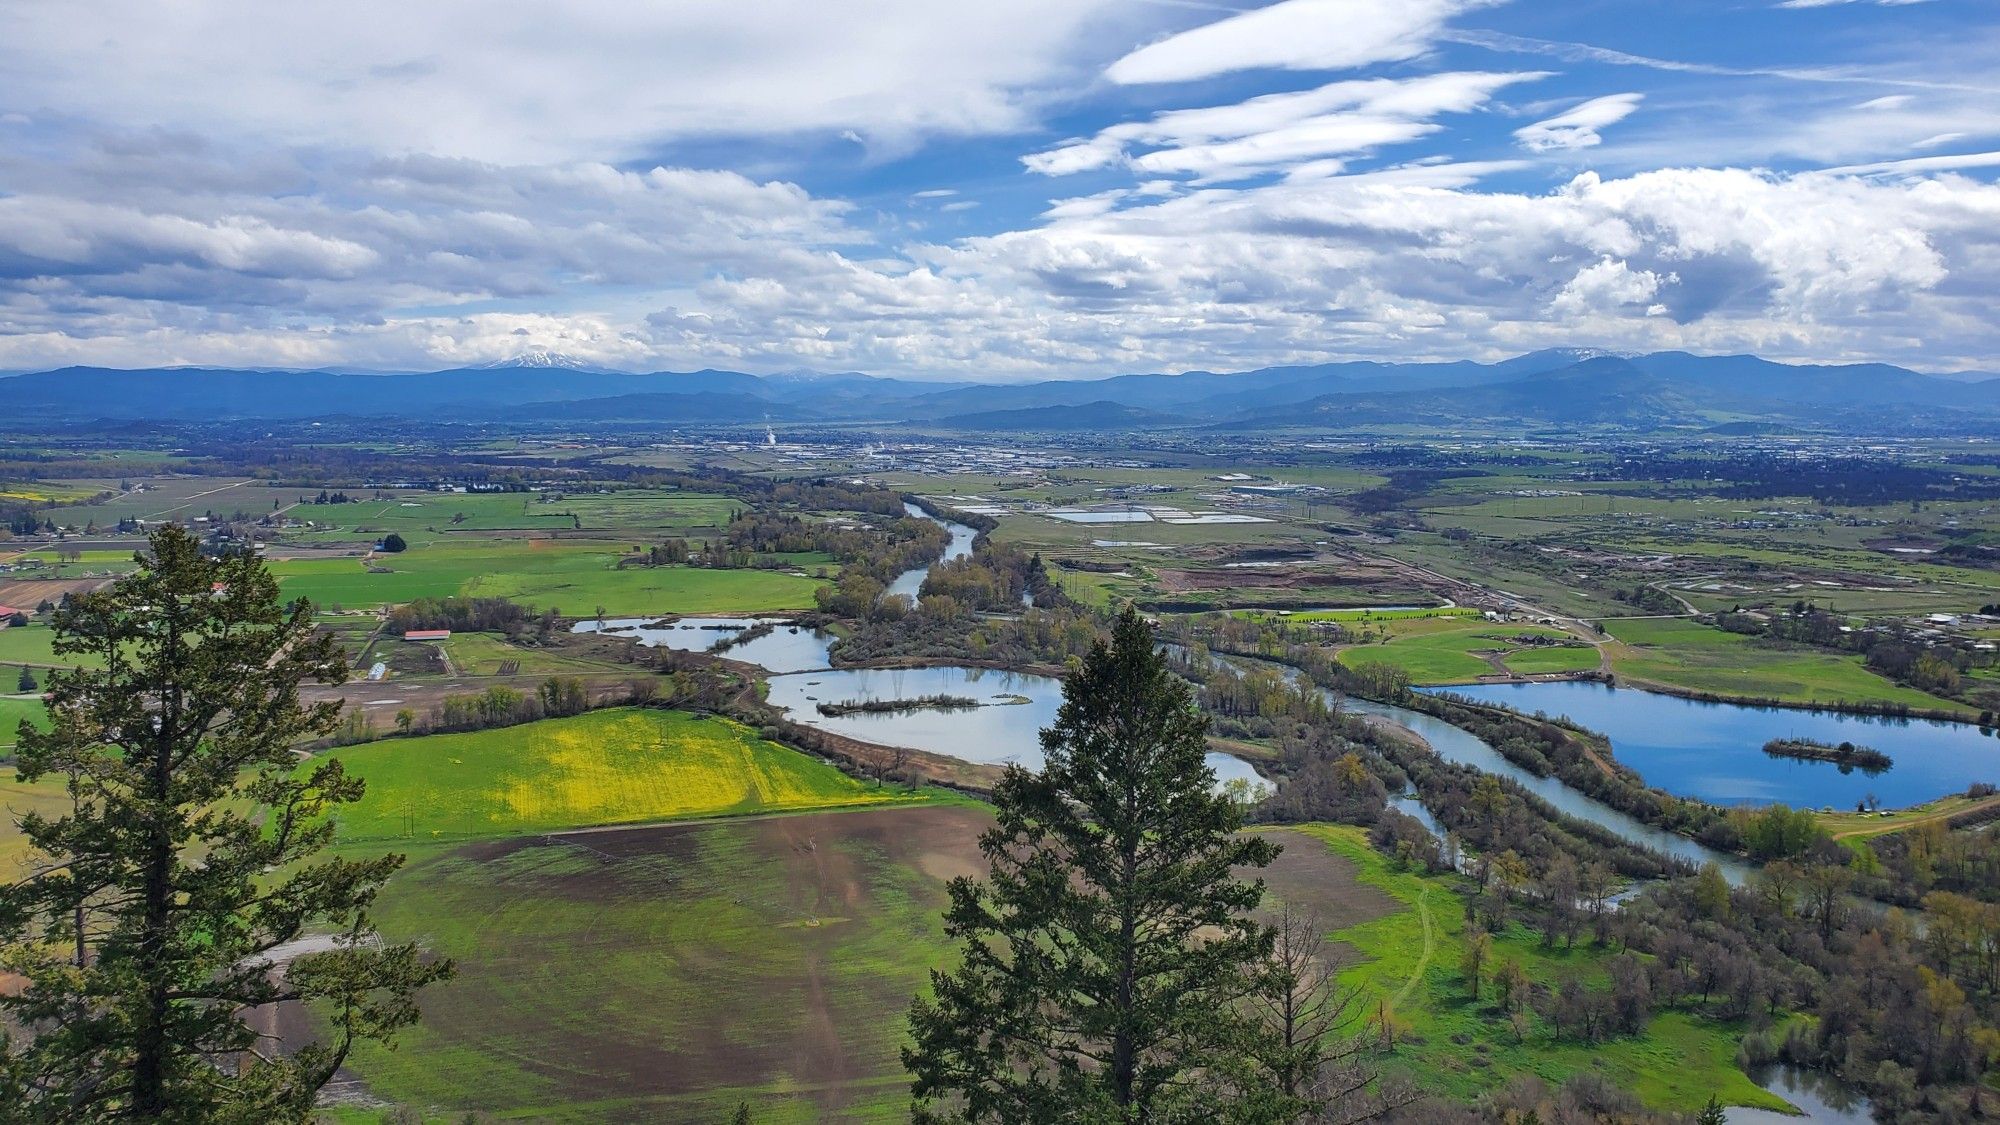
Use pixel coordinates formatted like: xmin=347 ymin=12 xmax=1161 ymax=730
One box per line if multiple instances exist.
xmin=1218 ymin=655 xmax=1752 ymax=883
xmin=885 ymin=501 xmax=978 ymax=601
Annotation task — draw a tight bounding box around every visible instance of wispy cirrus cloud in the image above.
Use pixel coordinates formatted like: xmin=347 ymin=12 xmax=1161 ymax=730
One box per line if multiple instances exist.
xmin=1776 ymin=0 xmax=1935 ymax=9
xmin=1027 ymin=71 xmax=1543 ymax=180
xmin=1514 ymin=93 xmax=1644 ymax=151
xmin=1105 ymin=0 xmax=1484 ymax=84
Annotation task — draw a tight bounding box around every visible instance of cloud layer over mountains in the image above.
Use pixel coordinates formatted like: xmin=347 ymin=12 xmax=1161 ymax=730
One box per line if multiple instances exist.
xmin=2 ymin=0 xmax=1996 ymax=376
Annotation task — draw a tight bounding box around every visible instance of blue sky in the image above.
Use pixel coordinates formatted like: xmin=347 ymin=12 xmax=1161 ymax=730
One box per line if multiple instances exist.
xmin=1 ymin=0 xmax=1996 ymax=378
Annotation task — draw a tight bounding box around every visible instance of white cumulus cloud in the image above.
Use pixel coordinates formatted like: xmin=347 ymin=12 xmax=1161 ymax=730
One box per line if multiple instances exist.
xmin=0 ymin=0 xmax=1134 ymax=163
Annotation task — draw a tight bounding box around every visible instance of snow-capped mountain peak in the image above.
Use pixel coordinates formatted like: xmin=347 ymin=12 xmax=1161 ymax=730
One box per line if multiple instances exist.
xmin=477 ymin=350 xmax=607 ymax=371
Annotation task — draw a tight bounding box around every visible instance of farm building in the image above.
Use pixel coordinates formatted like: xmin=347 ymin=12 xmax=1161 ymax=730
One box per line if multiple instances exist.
xmin=403 ymin=629 xmax=452 ymax=641
xmin=0 ymin=604 xmax=24 ymax=620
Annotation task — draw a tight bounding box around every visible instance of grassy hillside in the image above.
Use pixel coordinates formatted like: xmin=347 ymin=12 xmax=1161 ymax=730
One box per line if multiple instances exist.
xmin=333 ymin=805 xmax=989 ymax=1122
xmin=331 ymin=821 xmax=1792 ymax=1121
xmin=1278 ymin=826 xmax=1789 ymax=1114
xmin=316 ymin=708 xmax=923 ymax=843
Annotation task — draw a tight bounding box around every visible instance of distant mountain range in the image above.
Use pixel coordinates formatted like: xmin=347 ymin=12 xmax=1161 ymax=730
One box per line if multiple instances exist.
xmin=4 ymin=349 xmax=1996 ymax=434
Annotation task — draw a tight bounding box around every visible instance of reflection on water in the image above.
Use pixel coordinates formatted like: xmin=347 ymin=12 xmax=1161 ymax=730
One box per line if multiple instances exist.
xmin=1730 ymin=1065 xmax=1874 ymax=1124
xmin=1348 ymin=697 xmax=1753 ymax=884
xmin=765 ymin=663 xmax=1258 ymax=786
xmin=768 ymin=665 xmax=1062 ymax=765
xmin=1388 ymin=794 xmax=1463 ymax=871
xmin=885 ymin=502 xmax=979 ymax=601
xmin=1215 ymin=655 xmax=1750 ymax=883
xmin=1439 ymin=680 xmax=2000 ymax=810
xmin=572 ymin=616 xmax=834 ymax=673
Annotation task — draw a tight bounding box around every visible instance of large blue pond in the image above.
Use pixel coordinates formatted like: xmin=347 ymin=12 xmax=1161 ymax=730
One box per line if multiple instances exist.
xmin=1437 ymin=680 xmax=2000 ymax=810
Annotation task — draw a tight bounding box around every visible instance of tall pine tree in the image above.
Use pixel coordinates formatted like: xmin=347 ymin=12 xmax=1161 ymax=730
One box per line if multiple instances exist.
xmin=905 ymin=607 xmax=1282 ymax=1123
xmin=0 ymin=526 xmax=452 ymax=1122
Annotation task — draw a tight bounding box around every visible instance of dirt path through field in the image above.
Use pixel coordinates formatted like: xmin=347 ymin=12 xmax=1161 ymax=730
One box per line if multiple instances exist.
xmin=1389 ymin=886 xmax=1435 ymax=1016
xmin=1831 ymin=794 xmax=2000 ymax=840
xmin=145 ymin=478 xmax=255 ymax=519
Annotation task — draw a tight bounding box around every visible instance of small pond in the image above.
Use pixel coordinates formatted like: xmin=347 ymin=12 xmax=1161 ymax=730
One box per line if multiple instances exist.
xmin=1731 ymin=1065 xmax=1874 ymax=1123
xmin=573 ymin=616 xmax=834 ymax=673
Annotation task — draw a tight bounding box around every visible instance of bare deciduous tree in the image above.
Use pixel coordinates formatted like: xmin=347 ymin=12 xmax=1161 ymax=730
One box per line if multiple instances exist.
xmin=1248 ymin=904 xmax=1419 ymax=1124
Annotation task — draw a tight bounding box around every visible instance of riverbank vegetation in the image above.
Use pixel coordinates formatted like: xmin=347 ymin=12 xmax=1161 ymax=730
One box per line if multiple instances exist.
xmin=815 ymin=693 xmax=976 ymax=717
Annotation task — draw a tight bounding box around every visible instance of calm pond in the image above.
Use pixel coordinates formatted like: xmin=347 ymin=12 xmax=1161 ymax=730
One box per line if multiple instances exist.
xmin=573 ymin=616 xmax=834 ymax=673
xmin=1732 ymin=1065 xmax=1874 ymax=1124
xmin=1438 ymin=681 xmax=2000 ymax=810
xmin=764 ymin=663 xmax=1263 ymax=786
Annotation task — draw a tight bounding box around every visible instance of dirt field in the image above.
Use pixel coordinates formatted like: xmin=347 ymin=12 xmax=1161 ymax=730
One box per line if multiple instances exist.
xmin=301 ymin=673 xmax=646 ymax=732
xmin=0 ymin=578 xmax=110 ymax=610
xmin=1257 ymin=827 xmax=1403 ymax=933
xmin=1156 ymin=566 xmax=1387 ymax=592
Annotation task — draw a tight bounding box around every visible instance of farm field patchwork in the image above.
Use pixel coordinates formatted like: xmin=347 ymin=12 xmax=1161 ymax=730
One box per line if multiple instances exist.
xmin=317 ymin=708 xmax=924 ymax=843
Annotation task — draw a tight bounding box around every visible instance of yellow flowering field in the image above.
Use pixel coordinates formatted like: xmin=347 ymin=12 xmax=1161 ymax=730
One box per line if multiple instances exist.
xmin=315 ymin=708 xmax=917 ymax=842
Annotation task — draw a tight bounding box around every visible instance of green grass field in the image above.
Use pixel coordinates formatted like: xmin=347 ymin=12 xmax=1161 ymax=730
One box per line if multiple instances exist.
xmin=1501 ymin=645 xmax=1602 ymax=676
xmin=0 ymin=624 xmax=100 ymax=670
xmin=0 ymin=695 xmax=48 ymax=749
xmin=317 ymin=709 xmax=923 ymax=843
xmin=432 ymin=632 xmax=621 ymax=677
xmin=1276 ymin=826 xmax=1789 ymax=1114
xmin=1604 ymin=617 xmax=1970 ymax=713
xmin=463 ymin=556 xmax=822 ymax=616
xmin=271 ymin=541 xmax=824 ymax=614
xmin=281 ymin=490 xmax=742 ymax=548
xmin=1279 ymin=607 xmax=1478 ymax=623
xmin=1336 ymin=623 xmax=1580 ymax=684
xmin=0 ymin=769 xmax=71 ymax=877
xmin=3 ymin=548 xmax=144 ymax=579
